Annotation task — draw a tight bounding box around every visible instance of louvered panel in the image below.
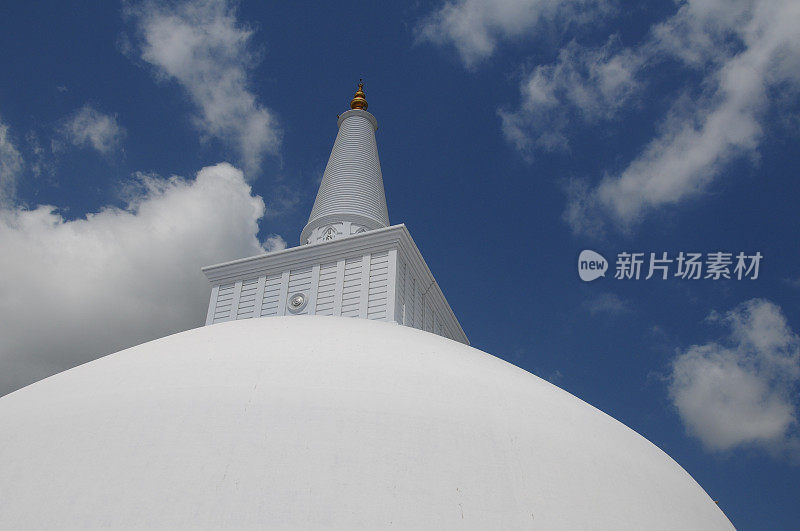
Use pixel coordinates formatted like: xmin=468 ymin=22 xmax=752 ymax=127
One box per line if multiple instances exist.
xmin=425 ymin=303 xmax=434 ymax=332
xmin=261 ymin=274 xmax=283 ymax=317
xmin=396 ymin=260 xmax=406 ymax=324
xmin=236 ymin=278 xmax=259 ymax=319
xmin=288 ymin=267 xmax=313 ymax=292
xmin=315 ymin=262 xmax=337 ymax=316
xmin=341 ymin=257 xmax=362 ymax=317
xmin=367 ymin=251 xmax=389 ymax=320
xmin=406 ymin=275 xmax=416 ymax=326
xmin=213 ymin=283 xmax=236 ymax=323
xmin=414 ymin=283 xmax=424 ymax=329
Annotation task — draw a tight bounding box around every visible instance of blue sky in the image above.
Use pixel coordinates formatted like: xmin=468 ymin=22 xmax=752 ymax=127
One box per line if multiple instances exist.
xmin=1 ymin=0 xmax=799 ymax=527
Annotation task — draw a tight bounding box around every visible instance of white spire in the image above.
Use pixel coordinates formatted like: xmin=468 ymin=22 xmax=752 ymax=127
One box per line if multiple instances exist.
xmin=300 ymin=83 xmax=390 ymax=245
xmin=202 ymin=82 xmax=466 ymax=345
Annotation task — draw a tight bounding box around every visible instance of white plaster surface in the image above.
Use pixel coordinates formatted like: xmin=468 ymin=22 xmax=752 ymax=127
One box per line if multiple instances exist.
xmin=0 ymin=316 xmax=731 ymax=529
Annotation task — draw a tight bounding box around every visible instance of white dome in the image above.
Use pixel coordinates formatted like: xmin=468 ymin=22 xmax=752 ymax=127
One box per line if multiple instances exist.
xmin=0 ymin=317 xmax=731 ymax=529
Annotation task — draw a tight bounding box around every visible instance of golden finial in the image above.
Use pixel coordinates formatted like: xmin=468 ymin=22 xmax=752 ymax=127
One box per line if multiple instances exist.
xmin=350 ymin=80 xmax=368 ymax=110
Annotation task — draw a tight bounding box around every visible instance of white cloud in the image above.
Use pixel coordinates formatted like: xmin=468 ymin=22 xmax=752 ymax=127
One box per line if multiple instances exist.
xmin=0 ymin=162 xmax=283 ymax=397
xmin=668 ymin=299 xmax=800 ymax=455
xmin=422 ymin=0 xmax=800 ymax=234
xmin=127 ymin=0 xmax=280 ymax=176
xmin=62 ymin=105 xmax=125 ymax=154
xmin=582 ymin=292 xmax=629 ymax=316
xmin=262 ymin=234 xmax=286 ymax=253
xmin=25 ymin=131 xmax=51 ymax=178
xmin=560 ymin=0 xmax=800 ymax=231
xmin=416 ymin=0 xmax=601 ymax=68
xmin=589 ymin=1 xmax=799 ymax=227
xmin=500 ymin=38 xmax=641 ymax=152
xmin=784 ymin=277 xmax=800 ymax=289
xmin=0 ymin=119 xmax=23 ymax=207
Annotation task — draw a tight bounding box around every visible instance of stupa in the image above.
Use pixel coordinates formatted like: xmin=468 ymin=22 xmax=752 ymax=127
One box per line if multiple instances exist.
xmin=0 ymin=84 xmax=732 ymax=529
